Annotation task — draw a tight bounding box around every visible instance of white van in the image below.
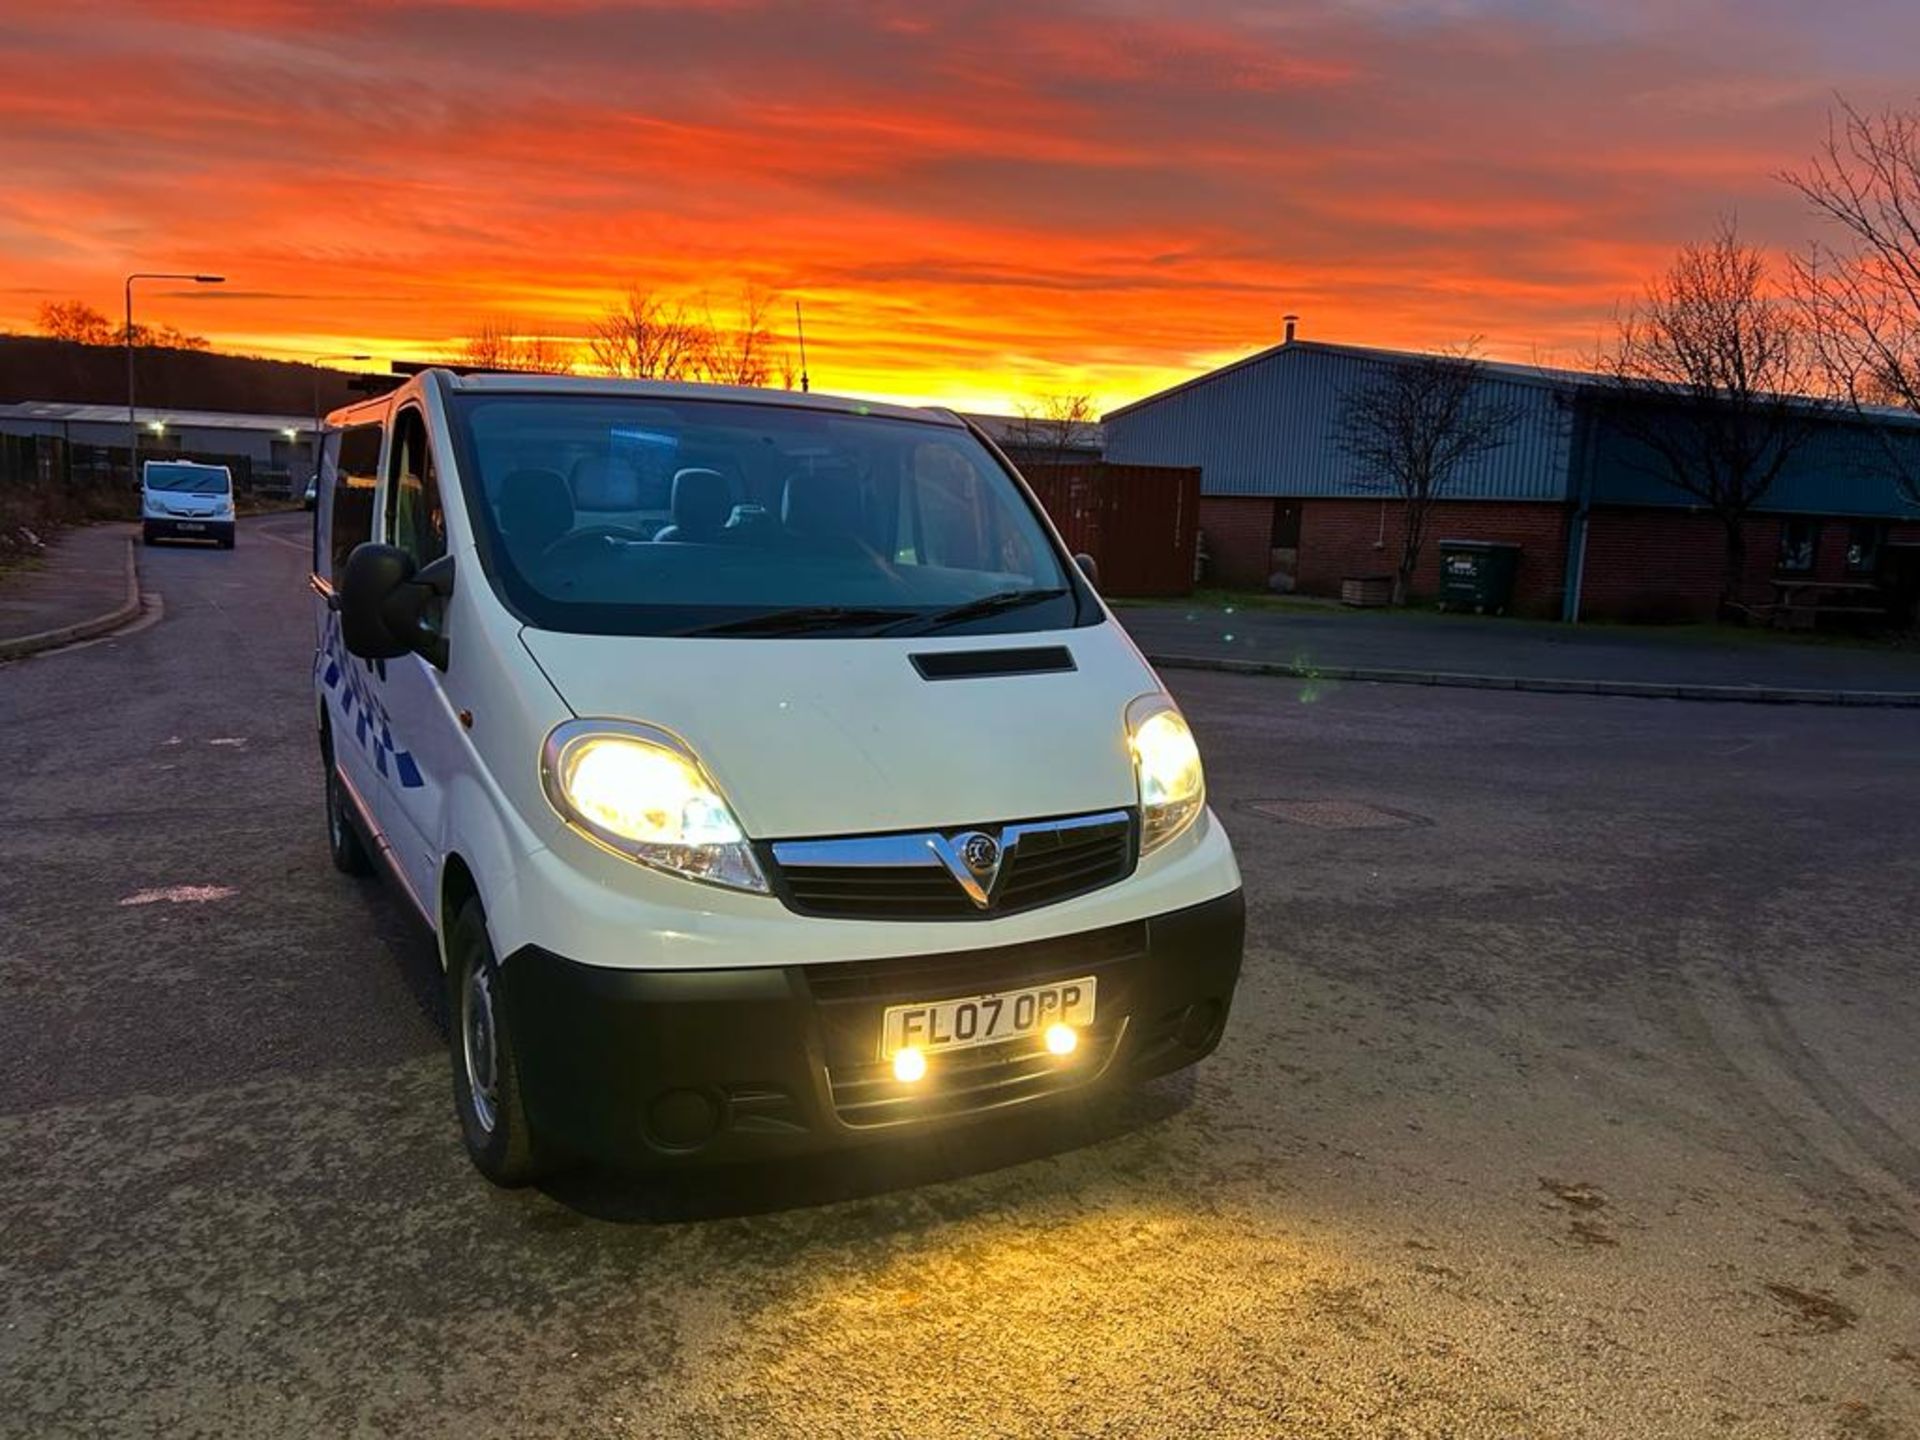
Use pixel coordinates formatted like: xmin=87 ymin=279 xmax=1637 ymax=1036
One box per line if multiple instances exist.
xmin=142 ymin=460 xmax=236 ymax=547
xmin=311 ymin=371 xmax=1243 ymax=1185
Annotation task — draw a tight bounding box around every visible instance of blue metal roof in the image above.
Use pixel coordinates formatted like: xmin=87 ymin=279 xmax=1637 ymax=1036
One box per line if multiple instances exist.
xmin=1105 ymin=340 xmax=1920 ymax=517
xmin=1104 ymin=342 xmax=1576 ymax=502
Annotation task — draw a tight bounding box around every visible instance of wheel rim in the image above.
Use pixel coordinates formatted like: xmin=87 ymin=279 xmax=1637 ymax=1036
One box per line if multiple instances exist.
xmin=462 ymin=965 xmax=500 ymax=1135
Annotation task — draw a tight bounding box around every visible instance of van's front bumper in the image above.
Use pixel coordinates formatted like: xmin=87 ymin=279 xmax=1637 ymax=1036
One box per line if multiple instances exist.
xmin=143 ymin=517 xmax=234 ymax=542
xmin=498 ymin=889 xmax=1244 ymax=1169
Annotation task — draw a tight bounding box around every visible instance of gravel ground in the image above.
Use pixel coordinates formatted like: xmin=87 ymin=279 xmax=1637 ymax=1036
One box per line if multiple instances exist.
xmin=2 ymin=512 xmax=1916 ymax=1439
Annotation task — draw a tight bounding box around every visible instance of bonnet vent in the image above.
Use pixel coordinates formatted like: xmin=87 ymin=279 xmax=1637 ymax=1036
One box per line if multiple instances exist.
xmin=910 ymin=647 xmax=1076 ymax=681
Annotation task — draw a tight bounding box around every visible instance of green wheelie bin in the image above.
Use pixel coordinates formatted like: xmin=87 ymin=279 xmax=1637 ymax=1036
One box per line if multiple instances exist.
xmin=1437 ymin=539 xmax=1520 ymax=615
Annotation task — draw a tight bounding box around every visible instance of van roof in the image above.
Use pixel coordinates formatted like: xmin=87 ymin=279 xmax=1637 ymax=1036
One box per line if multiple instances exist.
xmin=448 ymin=370 xmax=961 ymax=426
xmin=323 ymin=369 xmax=968 ymax=432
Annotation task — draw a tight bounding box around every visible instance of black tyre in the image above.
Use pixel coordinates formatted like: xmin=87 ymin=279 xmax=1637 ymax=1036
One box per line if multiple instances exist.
xmin=142 ymin=524 xmax=158 ymax=547
xmin=219 ymin=531 xmax=236 ymax=550
xmin=448 ymin=899 xmax=547 ymax=1186
xmin=324 ymin=754 xmax=375 ymax=876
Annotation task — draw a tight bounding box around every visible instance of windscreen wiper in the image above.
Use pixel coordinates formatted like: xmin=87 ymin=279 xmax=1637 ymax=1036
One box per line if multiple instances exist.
xmin=677 ymin=605 xmax=918 ymax=638
xmin=879 ymin=587 xmax=1069 ymax=637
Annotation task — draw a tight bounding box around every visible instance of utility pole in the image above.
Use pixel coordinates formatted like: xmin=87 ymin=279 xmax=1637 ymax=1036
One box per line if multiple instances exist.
xmin=794 ymin=300 xmax=810 ymax=393
xmin=125 ymin=271 xmax=224 ymax=484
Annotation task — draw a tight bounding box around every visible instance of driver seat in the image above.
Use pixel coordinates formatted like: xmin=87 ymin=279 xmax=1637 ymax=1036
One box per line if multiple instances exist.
xmin=498 ymin=468 xmax=573 ymax=553
xmin=653 ymin=468 xmax=733 ymax=543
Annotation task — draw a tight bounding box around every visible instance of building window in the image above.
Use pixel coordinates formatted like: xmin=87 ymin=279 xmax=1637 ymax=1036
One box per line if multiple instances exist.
xmin=1846 ymin=521 xmax=1886 ymax=574
xmin=1777 ymin=519 xmax=1819 ymax=574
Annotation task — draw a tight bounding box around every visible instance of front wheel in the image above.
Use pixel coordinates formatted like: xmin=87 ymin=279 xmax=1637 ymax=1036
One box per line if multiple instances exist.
xmin=448 ymin=899 xmax=548 ymax=1186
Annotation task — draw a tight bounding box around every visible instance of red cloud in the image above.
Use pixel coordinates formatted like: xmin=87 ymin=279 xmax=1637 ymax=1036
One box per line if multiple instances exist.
xmin=0 ymin=0 xmax=1912 ymax=408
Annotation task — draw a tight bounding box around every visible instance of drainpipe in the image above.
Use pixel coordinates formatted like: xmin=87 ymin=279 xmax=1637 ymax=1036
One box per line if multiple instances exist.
xmin=1561 ymin=400 xmax=1599 ymax=623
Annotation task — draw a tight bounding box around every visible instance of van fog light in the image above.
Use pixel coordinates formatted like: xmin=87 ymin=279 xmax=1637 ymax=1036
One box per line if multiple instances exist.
xmin=892 ymin=1046 xmax=928 ymax=1083
xmin=1044 ymin=1023 xmax=1079 ymax=1057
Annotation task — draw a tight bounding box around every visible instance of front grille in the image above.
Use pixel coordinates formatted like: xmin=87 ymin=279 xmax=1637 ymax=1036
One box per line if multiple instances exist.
xmin=769 ymin=810 xmax=1135 ymax=921
xmin=800 ymin=921 xmax=1148 ymax=1125
xmin=996 ymin=819 xmax=1133 ymax=912
xmin=776 ymin=863 xmax=961 ymax=918
xmin=826 ymin=1021 xmax=1127 ymax=1128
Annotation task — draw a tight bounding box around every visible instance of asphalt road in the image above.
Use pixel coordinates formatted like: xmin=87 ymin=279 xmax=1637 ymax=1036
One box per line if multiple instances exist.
xmin=3 ymin=512 xmax=1918 ymax=1439
xmin=1119 ymin=601 xmax=1920 ymax=693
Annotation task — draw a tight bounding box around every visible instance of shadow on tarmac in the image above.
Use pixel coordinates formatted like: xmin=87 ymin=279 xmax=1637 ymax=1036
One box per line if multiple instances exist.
xmin=540 ymin=1073 xmax=1196 ymax=1225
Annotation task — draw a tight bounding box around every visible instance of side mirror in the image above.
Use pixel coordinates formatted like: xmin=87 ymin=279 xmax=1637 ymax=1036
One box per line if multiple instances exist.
xmin=340 ymin=544 xmax=455 ymax=667
xmin=1073 ymin=552 xmax=1101 ymax=590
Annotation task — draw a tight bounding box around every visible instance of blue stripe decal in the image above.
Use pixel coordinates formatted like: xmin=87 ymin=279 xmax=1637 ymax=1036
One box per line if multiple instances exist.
xmin=321 ymin=611 xmax=425 ymax=790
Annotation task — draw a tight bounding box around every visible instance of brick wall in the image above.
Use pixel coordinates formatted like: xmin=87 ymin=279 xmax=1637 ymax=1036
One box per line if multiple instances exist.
xmin=1196 ymin=496 xmax=1278 ymax=588
xmin=1580 ymin=508 xmax=1920 ymax=621
xmin=1293 ymin=498 xmax=1571 ymax=616
xmin=1197 ymin=492 xmax=1920 ymax=622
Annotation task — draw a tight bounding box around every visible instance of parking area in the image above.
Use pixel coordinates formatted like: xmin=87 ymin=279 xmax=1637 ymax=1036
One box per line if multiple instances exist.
xmin=2 ymin=511 xmax=1917 ymax=1438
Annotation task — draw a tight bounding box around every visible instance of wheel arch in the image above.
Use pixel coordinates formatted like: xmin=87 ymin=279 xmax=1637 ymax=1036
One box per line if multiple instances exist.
xmin=435 ymin=770 xmax=536 ymax=972
xmin=439 ymin=852 xmax=481 ymax=973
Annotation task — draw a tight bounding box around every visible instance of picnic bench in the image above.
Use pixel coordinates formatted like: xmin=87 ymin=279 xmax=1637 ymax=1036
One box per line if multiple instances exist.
xmin=1764 ymin=577 xmax=1886 ymax=630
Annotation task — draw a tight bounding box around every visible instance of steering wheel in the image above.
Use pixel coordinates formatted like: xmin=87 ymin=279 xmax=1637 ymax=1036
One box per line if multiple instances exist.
xmin=539 ymin=524 xmax=654 ymax=563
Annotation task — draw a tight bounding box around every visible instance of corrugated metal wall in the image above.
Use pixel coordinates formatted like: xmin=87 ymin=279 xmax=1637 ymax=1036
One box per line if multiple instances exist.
xmin=1023 ymin=461 xmax=1198 ymax=597
xmin=1586 ymin=404 xmax=1920 ymax=518
xmin=1105 ymin=345 xmax=1577 ymax=502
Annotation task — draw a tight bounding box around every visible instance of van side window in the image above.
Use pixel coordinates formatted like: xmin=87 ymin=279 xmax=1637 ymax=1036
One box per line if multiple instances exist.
xmin=330 ymin=424 xmax=383 ymax=588
xmin=312 ymin=428 xmax=340 ymax=576
xmin=387 ymin=409 xmax=447 ymax=567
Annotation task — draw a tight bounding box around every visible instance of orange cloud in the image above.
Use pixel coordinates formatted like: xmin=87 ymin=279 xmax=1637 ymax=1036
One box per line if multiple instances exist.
xmin=1 ymin=0 xmax=1916 ymax=410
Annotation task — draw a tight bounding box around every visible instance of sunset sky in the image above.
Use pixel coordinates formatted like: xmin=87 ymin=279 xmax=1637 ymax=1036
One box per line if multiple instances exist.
xmin=3 ymin=0 xmax=1918 ymax=412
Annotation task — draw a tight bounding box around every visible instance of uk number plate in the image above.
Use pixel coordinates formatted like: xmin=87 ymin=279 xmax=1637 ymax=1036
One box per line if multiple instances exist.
xmin=882 ymin=977 xmax=1097 ymax=1057
xmin=177 ymin=522 xmax=206 ymax=532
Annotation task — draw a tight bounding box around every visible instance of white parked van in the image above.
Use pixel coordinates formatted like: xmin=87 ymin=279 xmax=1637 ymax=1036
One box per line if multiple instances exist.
xmin=311 ymin=370 xmax=1243 ymax=1185
xmin=142 ymin=460 xmax=236 ymax=547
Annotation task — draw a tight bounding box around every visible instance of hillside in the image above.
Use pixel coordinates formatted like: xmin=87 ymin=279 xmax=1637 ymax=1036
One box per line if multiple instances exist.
xmin=0 ymin=334 xmax=368 ymax=417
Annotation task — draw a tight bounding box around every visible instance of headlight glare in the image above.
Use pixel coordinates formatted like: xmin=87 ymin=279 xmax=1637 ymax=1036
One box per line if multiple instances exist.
xmin=1128 ymin=695 xmax=1204 ymax=854
xmin=542 ymin=721 xmax=767 ymax=892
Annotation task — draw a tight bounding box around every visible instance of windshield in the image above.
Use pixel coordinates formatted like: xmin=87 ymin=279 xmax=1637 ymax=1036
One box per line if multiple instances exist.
xmin=146 ymin=464 xmax=230 ymax=494
xmin=450 ymin=394 xmax=1090 ymax=637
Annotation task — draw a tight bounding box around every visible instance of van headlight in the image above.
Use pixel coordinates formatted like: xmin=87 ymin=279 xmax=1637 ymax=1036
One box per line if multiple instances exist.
xmin=1127 ymin=695 xmax=1205 ymax=855
xmin=540 ymin=720 xmax=768 ymax=893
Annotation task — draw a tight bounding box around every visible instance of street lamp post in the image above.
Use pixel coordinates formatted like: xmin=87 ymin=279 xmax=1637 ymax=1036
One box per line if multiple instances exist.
xmin=125 ymin=271 xmax=224 ymax=484
xmin=311 ymin=354 xmax=371 ymax=486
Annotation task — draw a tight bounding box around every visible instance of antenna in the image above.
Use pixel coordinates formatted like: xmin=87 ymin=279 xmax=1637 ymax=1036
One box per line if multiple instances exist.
xmin=794 ymin=299 xmax=810 ymax=393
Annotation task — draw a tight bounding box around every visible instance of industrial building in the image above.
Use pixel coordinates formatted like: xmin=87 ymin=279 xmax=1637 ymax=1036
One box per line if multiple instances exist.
xmin=0 ymin=402 xmax=317 ymax=492
xmin=1105 ymin=338 xmax=1920 ymax=622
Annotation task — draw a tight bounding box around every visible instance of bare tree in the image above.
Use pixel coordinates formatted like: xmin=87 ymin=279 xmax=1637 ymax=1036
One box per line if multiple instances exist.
xmin=1594 ymin=221 xmax=1827 ymax=610
xmin=38 ymin=300 xmax=115 ymax=346
xmin=1011 ymin=394 xmax=1100 ymax=469
xmin=585 ymin=292 xmax=709 ymax=381
xmin=38 ymin=299 xmax=208 ymax=350
xmin=459 ymin=318 xmax=574 ymax=373
xmin=699 ymin=286 xmax=784 ymax=388
xmin=1784 ymin=99 xmax=1920 ymax=503
xmin=1333 ymin=342 xmax=1523 ymax=605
